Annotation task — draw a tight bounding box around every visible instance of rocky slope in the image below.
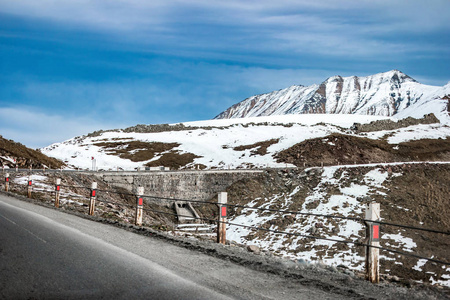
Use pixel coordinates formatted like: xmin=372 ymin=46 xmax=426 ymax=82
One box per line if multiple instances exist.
xmin=215 ymin=70 xmax=450 ymax=124
xmin=0 ymin=135 xmax=64 ymax=169
xmin=203 ymin=163 xmax=450 ymax=288
xmin=275 ymin=133 xmax=450 ymax=167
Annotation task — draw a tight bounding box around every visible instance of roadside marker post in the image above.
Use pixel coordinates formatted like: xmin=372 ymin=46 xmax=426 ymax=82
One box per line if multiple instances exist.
xmin=5 ymin=173 xmax=9 ymax=192
xmin=55 ymin=178 xmax=61 ymax=208
xmin=217 ymin=192 xmax=227 ymax=244
xmin=27 ymin=179 xmax=32 ymax=198
xmin=365 ymin=202 xmax=380 ymax=283
xmin=371 ymin=223 xmax=380 ymax=242
xmin=135 ymin=187 xmax=144 ymax=226
xmin=88 ymin=182 xmax=97 ymax=216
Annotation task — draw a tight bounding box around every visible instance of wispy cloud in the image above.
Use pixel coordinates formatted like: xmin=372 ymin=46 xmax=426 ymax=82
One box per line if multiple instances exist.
xmin=1 ymin=0 xmax=448 ymax=60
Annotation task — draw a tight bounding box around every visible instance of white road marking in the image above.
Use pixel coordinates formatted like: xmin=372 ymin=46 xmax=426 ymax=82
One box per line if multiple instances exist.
xmin=0 ymin=211 xmax=48 ymax=244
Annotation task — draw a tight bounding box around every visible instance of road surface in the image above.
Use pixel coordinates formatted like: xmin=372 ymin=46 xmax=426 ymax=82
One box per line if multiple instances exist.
xmin=0 ymin=194 xmax=342 ymax=299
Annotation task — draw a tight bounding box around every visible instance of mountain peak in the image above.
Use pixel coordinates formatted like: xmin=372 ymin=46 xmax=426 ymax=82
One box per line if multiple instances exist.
xmin=215 ymin=70 xmax=447 ymax=120
xmin=325 ymin=75 xmax=344 ymax=84
xmin=374 ymin=69 xmax=417 ymax=84
xmin=322 ymin=70 xmax=416 ymax=87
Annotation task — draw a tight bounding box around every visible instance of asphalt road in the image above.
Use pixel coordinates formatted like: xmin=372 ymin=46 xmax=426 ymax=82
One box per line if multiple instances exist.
xmin=0 ymin=194 xmax=340 ymax=300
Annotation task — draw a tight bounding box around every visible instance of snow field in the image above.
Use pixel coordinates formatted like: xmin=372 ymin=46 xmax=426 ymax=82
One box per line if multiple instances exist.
xmin=42 ymin=113 xmax=450 ymax=171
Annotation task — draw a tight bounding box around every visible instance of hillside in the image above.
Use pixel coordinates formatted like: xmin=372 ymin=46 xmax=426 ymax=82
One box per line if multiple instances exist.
xmin=210 ymin=162 xmax=450 ymax=287
xmin=0 ymin=135 xmax=64 ymax=169
xmin=276 ymin=133 xmax=450 ymax=167
xmin=214 ymin=70 xmax=450 ymax=125
xmin=41 ymin=113 xmax=450 ymax=171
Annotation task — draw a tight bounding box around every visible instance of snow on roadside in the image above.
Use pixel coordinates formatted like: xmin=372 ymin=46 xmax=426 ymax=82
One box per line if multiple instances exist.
xmin=14 ymin=175 xmax=50 ymax=188
xmin=227 ymin=197 xmax=279 ymax=244
xmin=226 ymin=166 xmax=426 ymax=274
xmin=363 ymin=169 xmax=389 ymax=187
xmin=382 ymin=233 xmax=417 ymax=253
xmin=13 ymin=174 xmax=85 ymax=205
xmin=413 ymin=259 xmax=428 ymax=272
xmin=430 ymin=269 xmax=450 ymax=287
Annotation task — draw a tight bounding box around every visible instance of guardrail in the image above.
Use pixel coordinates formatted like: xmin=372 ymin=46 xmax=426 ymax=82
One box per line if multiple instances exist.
xmin=2 ymin=173 xmax=449 ymax=284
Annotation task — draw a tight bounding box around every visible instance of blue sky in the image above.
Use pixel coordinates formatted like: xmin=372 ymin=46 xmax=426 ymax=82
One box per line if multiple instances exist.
xmin=0 ymin=0 xmax=449 ymax=148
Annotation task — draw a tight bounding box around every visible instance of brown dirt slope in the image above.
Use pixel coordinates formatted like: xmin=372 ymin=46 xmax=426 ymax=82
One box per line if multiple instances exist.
xmin=93 ymin=140 xmax=201 ymax=169
xmin=93 ymin=141 xmax=180 ymax=162
xmin=276 ymin=133 xmax=450 ymax=167
xmin=0 ymin=135 xmax=64 ymax=169
xmin=233 ymin=139 xmax=279 ymax=156
xmin=145 ymin=152 xmax=201 ymax=170
xmin=213 ymin=163 xmax=450 ymax=288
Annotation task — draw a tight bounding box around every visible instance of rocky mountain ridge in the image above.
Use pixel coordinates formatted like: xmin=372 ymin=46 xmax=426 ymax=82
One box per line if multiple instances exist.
xmin=215 ymin=70 xmax=450 ymax=123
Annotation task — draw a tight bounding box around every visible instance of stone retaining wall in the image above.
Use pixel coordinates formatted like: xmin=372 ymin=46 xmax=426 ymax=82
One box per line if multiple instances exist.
xmin=93 ymin=170 xmax=264 ymax=204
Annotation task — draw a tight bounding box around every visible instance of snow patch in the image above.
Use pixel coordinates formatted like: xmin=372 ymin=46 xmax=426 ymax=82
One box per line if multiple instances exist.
xmin=413 ymin=259 xmax=428 ymax=272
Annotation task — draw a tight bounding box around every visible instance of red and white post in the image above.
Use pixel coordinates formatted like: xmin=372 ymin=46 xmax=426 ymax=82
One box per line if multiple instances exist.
xmin=55 ymin=178 xmax=61 ymax=208
xmin=135 ymin=187 xmax=144 ymax=226
xmin=27 ymin=178 xmax=32 ymax=198
xmin=5 ymin=173 xmax=9 ymax=192
xmin=365 ymin=202 xmax=380 ymax=283
xmin=88 ymin=182 xmax=97 ymax=216
xmin=217 ymin=192 xmax=227 ymax=244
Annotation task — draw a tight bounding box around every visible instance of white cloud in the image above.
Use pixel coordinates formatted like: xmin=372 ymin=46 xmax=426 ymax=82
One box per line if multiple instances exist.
xmin=0 ymin=0 xmax=170 ymax=31
xmin=2 ymin=1 xmax=446 ymax=32
xmin=1 ymin=0 xmax=447 ymax=59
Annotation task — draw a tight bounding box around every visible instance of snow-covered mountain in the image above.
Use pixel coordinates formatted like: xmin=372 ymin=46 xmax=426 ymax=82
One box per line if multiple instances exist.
xmin=36 ymin=70 xmax=450 ymax=288
xmin=215 ymin=70 xmax=450 ymax=124
xmin=40 ymin=70 xmax=450 ymax=171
